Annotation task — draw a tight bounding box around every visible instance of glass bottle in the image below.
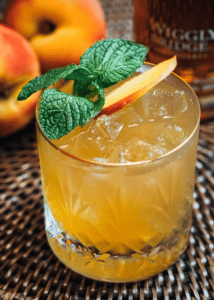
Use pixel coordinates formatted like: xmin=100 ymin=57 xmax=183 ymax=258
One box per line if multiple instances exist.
xmin=134 ymin=0 xmax=214 ymax=107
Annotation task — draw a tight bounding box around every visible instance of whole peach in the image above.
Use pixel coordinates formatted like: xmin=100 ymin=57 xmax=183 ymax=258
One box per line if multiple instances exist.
xmin=3 ymin=0 xmax=106 ymax=72
xmin=0 ymin=25 xmax=41 ymax=137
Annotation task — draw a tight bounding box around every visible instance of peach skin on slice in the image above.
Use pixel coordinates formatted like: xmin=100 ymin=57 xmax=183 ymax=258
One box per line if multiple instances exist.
xmin=101 ymin=56 xmax=177 ymax=115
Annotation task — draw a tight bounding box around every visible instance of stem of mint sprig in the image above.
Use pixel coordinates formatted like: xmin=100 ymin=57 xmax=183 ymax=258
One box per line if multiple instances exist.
xmin=17 ymin=39 xmax=148 ymax=140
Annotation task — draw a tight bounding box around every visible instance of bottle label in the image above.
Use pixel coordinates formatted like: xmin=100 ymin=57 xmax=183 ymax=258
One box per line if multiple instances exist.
xmin=148 ymin=18 xmax=214 ymax=59
xmin=134 ymin=0 xmax=214 ymax=96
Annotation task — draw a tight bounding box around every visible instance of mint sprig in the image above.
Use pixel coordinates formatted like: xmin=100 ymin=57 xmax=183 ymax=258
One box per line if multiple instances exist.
xmin=17 ymin=39 xmax=148 ymax=140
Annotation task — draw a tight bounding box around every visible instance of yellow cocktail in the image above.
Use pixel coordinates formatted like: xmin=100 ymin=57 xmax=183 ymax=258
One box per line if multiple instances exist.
xmin=37 ymin=64 xmax=200 ymax=282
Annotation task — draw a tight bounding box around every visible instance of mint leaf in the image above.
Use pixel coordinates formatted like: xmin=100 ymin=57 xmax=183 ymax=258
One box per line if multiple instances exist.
xmin=80 ymin=39 xmax=148 ymax=88
xmin=18 ymin=64 xmax=78 ymax=100
xmin=39 ymin=89 xmax=94 ymax=140
xmin=95 ymin=53 xmax=141 ymax=88
xmin=39 ymin=87 xmax=105 ymax=140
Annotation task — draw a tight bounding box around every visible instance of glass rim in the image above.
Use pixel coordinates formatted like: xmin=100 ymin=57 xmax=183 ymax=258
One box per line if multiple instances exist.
xmin=36 ymin=63 xmax=201 ymax=168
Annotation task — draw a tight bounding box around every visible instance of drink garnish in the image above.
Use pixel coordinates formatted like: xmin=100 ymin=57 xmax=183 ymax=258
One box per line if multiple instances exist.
xmin=17 ymin=39 xmax=175 ymax=140
xmin=18 ymin=39 xmax=148 ymax=140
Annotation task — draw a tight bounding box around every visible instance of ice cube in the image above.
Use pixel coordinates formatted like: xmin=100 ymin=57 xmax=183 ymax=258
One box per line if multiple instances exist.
xmin=123 ymin=137 xmax=167 ymax=162
xmin=133 ymin=88 xmax=173 ymax=121
xmin=96 ymin=114 xmax=124 ymax=139
xmin=173 ymin=90 xmax=188 ymax=114
xmin=132 ymin=121 xmax=186 ymax=150
xmin=96 ymin=107 xmax=143 ymax=139
xmin=155 ymin=123 xmax=186 ymax=149
xmin=60 ymin=119 xmax=106 ymax=159
xmin=106 ymin=144 xmax=126 ymax=163
xmin=56 ymin=121 xmax=94 ymax=147
xmin=132 ymin=82 xmax=188 ymax=121
xmin=151 ymin=88 xmax=188 ymax=117
xmin=148 ymin=89 xmax=173 ymax=119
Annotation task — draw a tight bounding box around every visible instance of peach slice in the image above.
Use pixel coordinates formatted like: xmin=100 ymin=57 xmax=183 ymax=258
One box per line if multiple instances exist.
xmin=101 ymin=56 xmax=177 ymax=115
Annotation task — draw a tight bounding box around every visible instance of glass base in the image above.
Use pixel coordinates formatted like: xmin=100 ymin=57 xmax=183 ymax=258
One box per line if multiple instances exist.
xmin=45 ymin=203 xmax=191 ymax=282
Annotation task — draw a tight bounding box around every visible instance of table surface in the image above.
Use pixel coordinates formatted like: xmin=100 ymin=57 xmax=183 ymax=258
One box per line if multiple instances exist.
xmin=0 ymin=1 xmax=214 ymax=299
